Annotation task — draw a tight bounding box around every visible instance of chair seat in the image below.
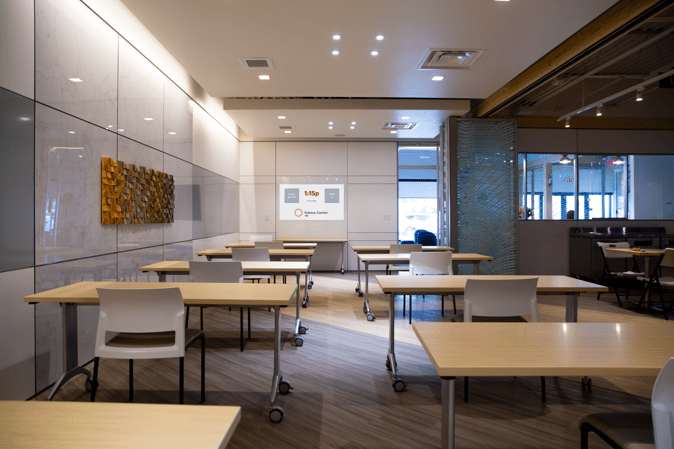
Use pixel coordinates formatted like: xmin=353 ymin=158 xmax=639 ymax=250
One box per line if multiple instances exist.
xmin=107 ymin=329 xmax=204 ymax=349
xmin=614 ymin=271 xmax=645 ymax=278
xmin=580 ymin=412 xmax=654 ymax=449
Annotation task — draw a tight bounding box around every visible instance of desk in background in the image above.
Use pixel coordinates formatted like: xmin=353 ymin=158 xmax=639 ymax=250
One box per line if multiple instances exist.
xmin=0 ymin=401 xmax=241 ymax=449
xmin=277 ymin=238 xmax=348 ymax=274
xmin=141 ymin=260 xmax=310 ymax=345
xmin=413 ymin=321 xmax=674 ymax=449
xmin=376 ymin=274 xmax=608 ymax=391
xmin=226 ymin=242 xmax=317 ymax=250
xmin=358 ymin=253 xmax=493 ymax=321
xmin=24 ymin=282 xmax=296 ymax=422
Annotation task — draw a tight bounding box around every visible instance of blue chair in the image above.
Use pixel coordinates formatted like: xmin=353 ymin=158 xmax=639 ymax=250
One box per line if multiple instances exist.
xmin=414 ymin=230 xmax=437 ymax=246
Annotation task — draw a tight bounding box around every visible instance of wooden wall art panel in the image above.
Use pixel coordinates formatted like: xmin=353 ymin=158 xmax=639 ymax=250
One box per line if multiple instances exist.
xmin=101 ymin=157 xmax=174 ymax=224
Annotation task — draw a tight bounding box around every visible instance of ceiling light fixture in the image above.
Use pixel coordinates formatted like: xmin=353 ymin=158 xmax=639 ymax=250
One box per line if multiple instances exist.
xmin=351 ymin=122 xmax=356 ymax=125
xmin=350 ymin=126 xmax=355 ymax=129
xmin=401 ymin=116 xmax=410 ymax=120
xmin=432 ymin=75 xmax=444 ymax=81
xmin=596 ymin=104 xmax=603 ymax=116
xmin=614 ymin=156 xmax=625 ymax=165
xmin=565 ymin=117 xmax=570 ymax=128
xmin=332 ymin=50 xmax=339 ymax=56
xmin=559 ymin=155 xmax=572 ymax=165
xmin=259 ymin=74 xmax=270 ymax=80
xmin=143 ymin=117 xmax=153 ymax=121
xmin=68 ymin=131 xmax=76 ymax=134
xmin=328 ymin=121 xmax=333 ymax=125
xmin=636 ymin=87 xmax=644 ymax=102
xmin=168 ymin=131 xmax=176 ymax=135
xmin=328 ymin=126 xmax=333 ymax=130
xmin=284 ymin=130 xmax=291 ymax=134
xmin=376 ymin=35 xmax=384 ymax=41
xmin=371 ymin=50 xmax=379 ymax=56
xmin=390 ymin=130 xmax=397 ymax=134
xmin=278 ymin=115 xmax=286 ymax=119
xmin=68 ymin=78 xmax=83 ymax=83
xmin=333 ymin=34 xmax=341 ymax=40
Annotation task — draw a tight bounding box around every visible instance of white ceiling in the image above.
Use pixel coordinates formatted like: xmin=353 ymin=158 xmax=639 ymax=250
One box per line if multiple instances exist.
xmin=118 ymin=0 xmax=620 ymax=140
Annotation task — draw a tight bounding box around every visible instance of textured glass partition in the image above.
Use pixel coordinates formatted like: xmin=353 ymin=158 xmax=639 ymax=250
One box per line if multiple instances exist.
xmin=456 ymin=120 xmax=517 ymax=275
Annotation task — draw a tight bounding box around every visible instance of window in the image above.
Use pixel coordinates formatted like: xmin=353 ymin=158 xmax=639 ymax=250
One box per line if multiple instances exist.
xmin=519 ymin=154 xmax=576 ymax=220
xmin=398 ymin=145 xmax=438 ymax=242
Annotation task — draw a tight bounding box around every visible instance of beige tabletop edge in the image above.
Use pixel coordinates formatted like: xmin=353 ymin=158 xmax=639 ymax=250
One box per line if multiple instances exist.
xmin=376 ymin=274 xmax=608 ymax=293
xmin=276 ymin=238 xmax=347 ymax=242
xmin=351 ymin=245 xmax=454 ymax=252
xmin=605 ymin=247 xmax=664 ymax=257
xmin=197 ymin=248 xmax=314 ymax=256
xmin=0 ymin=401 xmax=241 ymax=449
xmin=413 ymin=322 xmax=673 ymax=378
xmin=24 ymin=282 xmax=296 ymax=306
xmin=358 ymin=253 xmax=493 ymax=262
xmin=140 ymin=260 xmax=310 ymax=273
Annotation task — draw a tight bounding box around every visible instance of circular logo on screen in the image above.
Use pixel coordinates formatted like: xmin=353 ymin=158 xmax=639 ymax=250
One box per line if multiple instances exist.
xmin=294 ymin=208 xmax=303 ymax=217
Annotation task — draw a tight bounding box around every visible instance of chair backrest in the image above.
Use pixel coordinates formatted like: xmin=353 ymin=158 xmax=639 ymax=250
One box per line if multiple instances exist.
xmin=416 ymin=232 xmax=438 ymax=246
xmin=95 ymin=287 xmax=185 ymax=358
xmin=189 ymin=260 xmax=243 ymax=283
xmin=255 ymin=241 xmax=284 ymax=249
xmin=409 ymin=251 xmax=452 ymax=276
xmin=597 ymin=241 xmax=632 ymax=259
xmin=390 ymin=243 xmax=422 ymax=254
xmin=464 ymin=278 xmax=539 ymax=322
xmin=232 ymin=247 xmax=270 ymax=262
xmin=250 ymin=235 xmax=273 ymax=242
xmin=652 ymin=357 xmax=674 ymax=449
xmin=660 ymin=248 xmax=674 ymax=269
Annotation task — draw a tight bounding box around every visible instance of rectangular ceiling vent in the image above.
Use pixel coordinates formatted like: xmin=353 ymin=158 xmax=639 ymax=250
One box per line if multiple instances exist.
xmin=240 ymin=58 xmax=274 ymax=69
xmin=279 ymin=125 xmax=293 ymax=130
xmin=418 ymin=49 xmax=484 ymax=70
xmin=383 ymin=122 xmax=417 ymax=130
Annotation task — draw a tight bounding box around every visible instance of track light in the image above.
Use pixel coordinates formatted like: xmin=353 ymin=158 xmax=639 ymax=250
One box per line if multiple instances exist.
xmin=614 ymin=156 xmax=625 ymax=165
xmin=596 ymin=104 xmax=603 ymax=116
xmin=565 ymin=117 xmax=570 ymax=128
xmin=636 ymin=87 xmax=644 ymax=102
xmin=559 ymin=155 xmax=572 ymax=165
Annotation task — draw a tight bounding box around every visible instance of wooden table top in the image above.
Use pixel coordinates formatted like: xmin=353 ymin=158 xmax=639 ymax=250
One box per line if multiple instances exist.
xmin=140 ymin=260 xmax=310 ymax=274
xmin=276 ymin=238 xmax=347 ymax=242
xmin=351 ymin=245 xmax=453 ymax=253
xmin=0 ymin=401 xmax=241 ymax=449
xmin=413 ymin=322 xmax=674 ymax=377
xmin=197 ymin=248 xmax=314 ymax=257
xmin=376 ymin=274 xmax=608 ymax=294
xmin=358 ymin=253 xmax=493 ymax=263
xmin=226 ymin=242 xmax=316 ymax=249
xmin=24 ymin=282 xmax=296 ymax=307
xmin=605 ymin=247 xmax=664 ymax=257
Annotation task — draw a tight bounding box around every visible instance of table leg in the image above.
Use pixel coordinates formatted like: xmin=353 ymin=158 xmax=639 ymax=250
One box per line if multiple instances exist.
xmin=387 ymin=292 xmax=405 ymax=392
xmin=307 ymin=255 xmax=314 ymax=288
xmin=441 ymin=377 xmax=456 ymax=449
xmin=356 ymin=257 xmax=363 ymax=296
xmin=269 ymin=305 xmax=284 ymax=421
xmin=363 ymin=262 xmax=374 ymax=321
xmin=341 ymin=241 xmax=345 ymax=274
xmin=158 ymin=272 xmax=166 ymax=282
xmin=48 ymin=303 xmax=91 ymax=400
xmin=472 ymin=261 xmax=481 ymax=275
xmin=294 ymin=273 xmax=305 ymax=347
xmin=565 ymin=293 xmax=578 ymax=323
xmin=303 ymin=266 xmax=310 ymax=307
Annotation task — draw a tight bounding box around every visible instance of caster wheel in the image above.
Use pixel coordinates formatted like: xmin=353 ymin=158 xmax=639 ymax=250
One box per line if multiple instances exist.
xmin=84 ymin=378 xmax=97 ymax=392
xmin=359 ymin=292 xmax=363 ymax=297
xmin=582 ymin=377 xmax=592 ymax=392
xmin=367 ymin=313 xmax=375 ymax=321
xmin=355 ymin=287 xmax=360 ymax=293
xmin=279 ymin=380 xmax=293 ymax=394
xmin=299 ymin=325 xmax=308 ymax=334
xmin=392 ymin=379 xmax=406 ymax=392
xmin=308 ymin=285 xmax=312 ymax=290
xmin=294 ymin=336 xmax=304 ymax=346
xmin=269 ymin=407 xmax=284 ymax=423
xmin=385 ymin=359 xmax=392 ymax=371
xmin=363 ymin=305 xmax=368 ymax=314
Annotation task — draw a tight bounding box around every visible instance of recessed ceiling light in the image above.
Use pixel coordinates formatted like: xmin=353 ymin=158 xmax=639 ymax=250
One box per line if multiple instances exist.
xmin=278 ymin=115 xmax=286 ymax=119
xmin=328 ymin=121 xmax=334 ymax=125
xmin=18 ymin=117 xmax=31 ymax=121
xmin=144 ymin=117 xmax=153 ymax=121
xmin=259 ymin=74 xmax=270 ymax=80
xmin=333 ymin=34 xmax=341 ymax=40
xmin=118 ymin=129 xmax=124 ymax=132
xmin=401 ymin=116 xmax=410 ymax=120
xmin=390 ymin=130 xmax=397 ymax=134
xmin=432 ymin=75 xmax=445 ymax=81
xmin=328 ymin=126 xmax=333 ymax=130
xmin=68 ymin=131 xmax=75 ymax=134
xmin=350 ymin=126 xmax=355 ymax=129
xmin=284 ymin=130 xmax=291 ymax=134
xmin=351 ymin=122 xmax=356 ymax=125
xmin=376 ymin=35 xmax=384 ymax=41
xmin=332 ymin=50 xmax=340 ymax=56
xmin=371 ymin=50 xmax=379 ymax=56
xmin=495 ymin=0 xmax=510 ymax=2
xmin=68 ymin=78 xmax=83 ymax=83
xmin=168 ymin=131 xmax=177 ymax=135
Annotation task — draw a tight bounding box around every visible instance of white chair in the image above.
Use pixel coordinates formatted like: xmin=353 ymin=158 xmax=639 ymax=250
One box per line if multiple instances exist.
xmin=458 ymin=278 xmax=545 ymax=403
xmin=579 ymin=357 xmax=674 ymax=449
xmin=232 ymin=247 xmax=271 ymax=283
xmin=405 ymin=251 xmax=454 ymax=324
xmin=189 ymin=260 xmax=250 ymax=351
xmin=90 ymin=287 xmax=205 ymax=404
xmin=387 ymin=243 xmax=422 ymax=275
xmin=597 ymin=242 xmax=644 ymax=307
xmin=638 ymin=248 xmax=674 ymax=318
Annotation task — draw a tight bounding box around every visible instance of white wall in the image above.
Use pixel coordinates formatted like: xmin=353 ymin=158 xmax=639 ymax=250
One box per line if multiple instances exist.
xmin=240 ymin=141 xmax=398 ymax=270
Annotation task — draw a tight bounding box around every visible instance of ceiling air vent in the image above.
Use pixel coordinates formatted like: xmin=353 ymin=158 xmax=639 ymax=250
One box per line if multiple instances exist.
xmin=240 ymin=58 xmax=274 ymax=69
xmin=383 ymin=122 xmax=417 ymax=130
xmin=279 ymin=125 xmax=293 ymax=130
xmin=418 ymin=49 xmax=484 ymax=70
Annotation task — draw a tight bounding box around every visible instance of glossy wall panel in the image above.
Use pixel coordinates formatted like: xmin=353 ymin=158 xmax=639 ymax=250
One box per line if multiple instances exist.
xmin=0 ymin=87 xmax=34 ymax=273
xmin=163 ymin=79 xmax=193 ymax=163
xmin=164 ymin=154 xmax=193 ymax=244
xmin=35 ymin=104 xmax=117 ymax=265
xmin=35 ymin=0 xmax=118 ymax=130
xmin=0 ymin=0 xmax=34 ymax=98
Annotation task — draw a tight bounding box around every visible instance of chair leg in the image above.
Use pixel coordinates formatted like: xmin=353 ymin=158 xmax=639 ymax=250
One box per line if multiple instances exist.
xmin=179 ymin=356 xmax=184 ymax=404
xmin=541 ymin=376 xmax=546 ymax=403
xmin=199 ymin=307 xmax=204 ymax=330
xmin=409 ymin=295 xmax=412 ymax=324
xmin=240 ymin=308 xmax=244 ymax=352
xmin=200 ymin=335 xmax=206 ymax=403
xmin=612 ymin=287 xmax=623 ymax=307
xmin=464 ymin=377 xmax=469 ymax=402
xmin=90 ymin=357 xmax=99 ymax=402
xmin=248 ymin=307 xmax=251 ymax=339
xmin=129 ymin=359 xmax=133 ymax=402
xmin=580 ymin=423 xmax=590 ymax=449
xmin=403 ymin=295 xmax=406 ymax=317
xmin=452 ymin=295 xmax=457 ymax=315
xmin=441 ymin=295 xmax=444 ymax=317
xmin=185 ymin=306 xmax=190 ymax=328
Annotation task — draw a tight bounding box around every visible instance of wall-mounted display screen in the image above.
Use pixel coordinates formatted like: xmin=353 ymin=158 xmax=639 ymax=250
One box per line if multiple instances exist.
xmin=279 ymin=184 xmax=344 ymax=221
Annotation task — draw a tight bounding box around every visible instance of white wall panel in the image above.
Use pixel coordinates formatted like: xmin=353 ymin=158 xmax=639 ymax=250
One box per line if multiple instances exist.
xmin=0 ymin=0 xmax=34 ymax=98
xmin=347 ymin=142 xmax=397 ymax=176
xmin=578 ymin=130 xmax=674 ymax=155
xmin=193 ymin=107 xmax=239 ymax=180
xmin=0 ymin=268 xmax=35 ymax=399
xmin=276 ymin=142 xmax=347 ymax=176
xmin=239 ymin=183 xmax=276 ymax=233
xmin=348 ymin=183 xmax=397 ymax=233
xmin=518 ymin=129 xmax=577 ymax=154
xmin=240 ymin=141 xmax=275 ymax=178
xmin=349 ymin=176 xmax=397 ymax=184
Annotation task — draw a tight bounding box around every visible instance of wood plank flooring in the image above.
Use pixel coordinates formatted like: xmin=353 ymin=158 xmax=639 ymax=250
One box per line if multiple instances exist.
xmin=33 ymin=272 xmax=670 ymax=448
